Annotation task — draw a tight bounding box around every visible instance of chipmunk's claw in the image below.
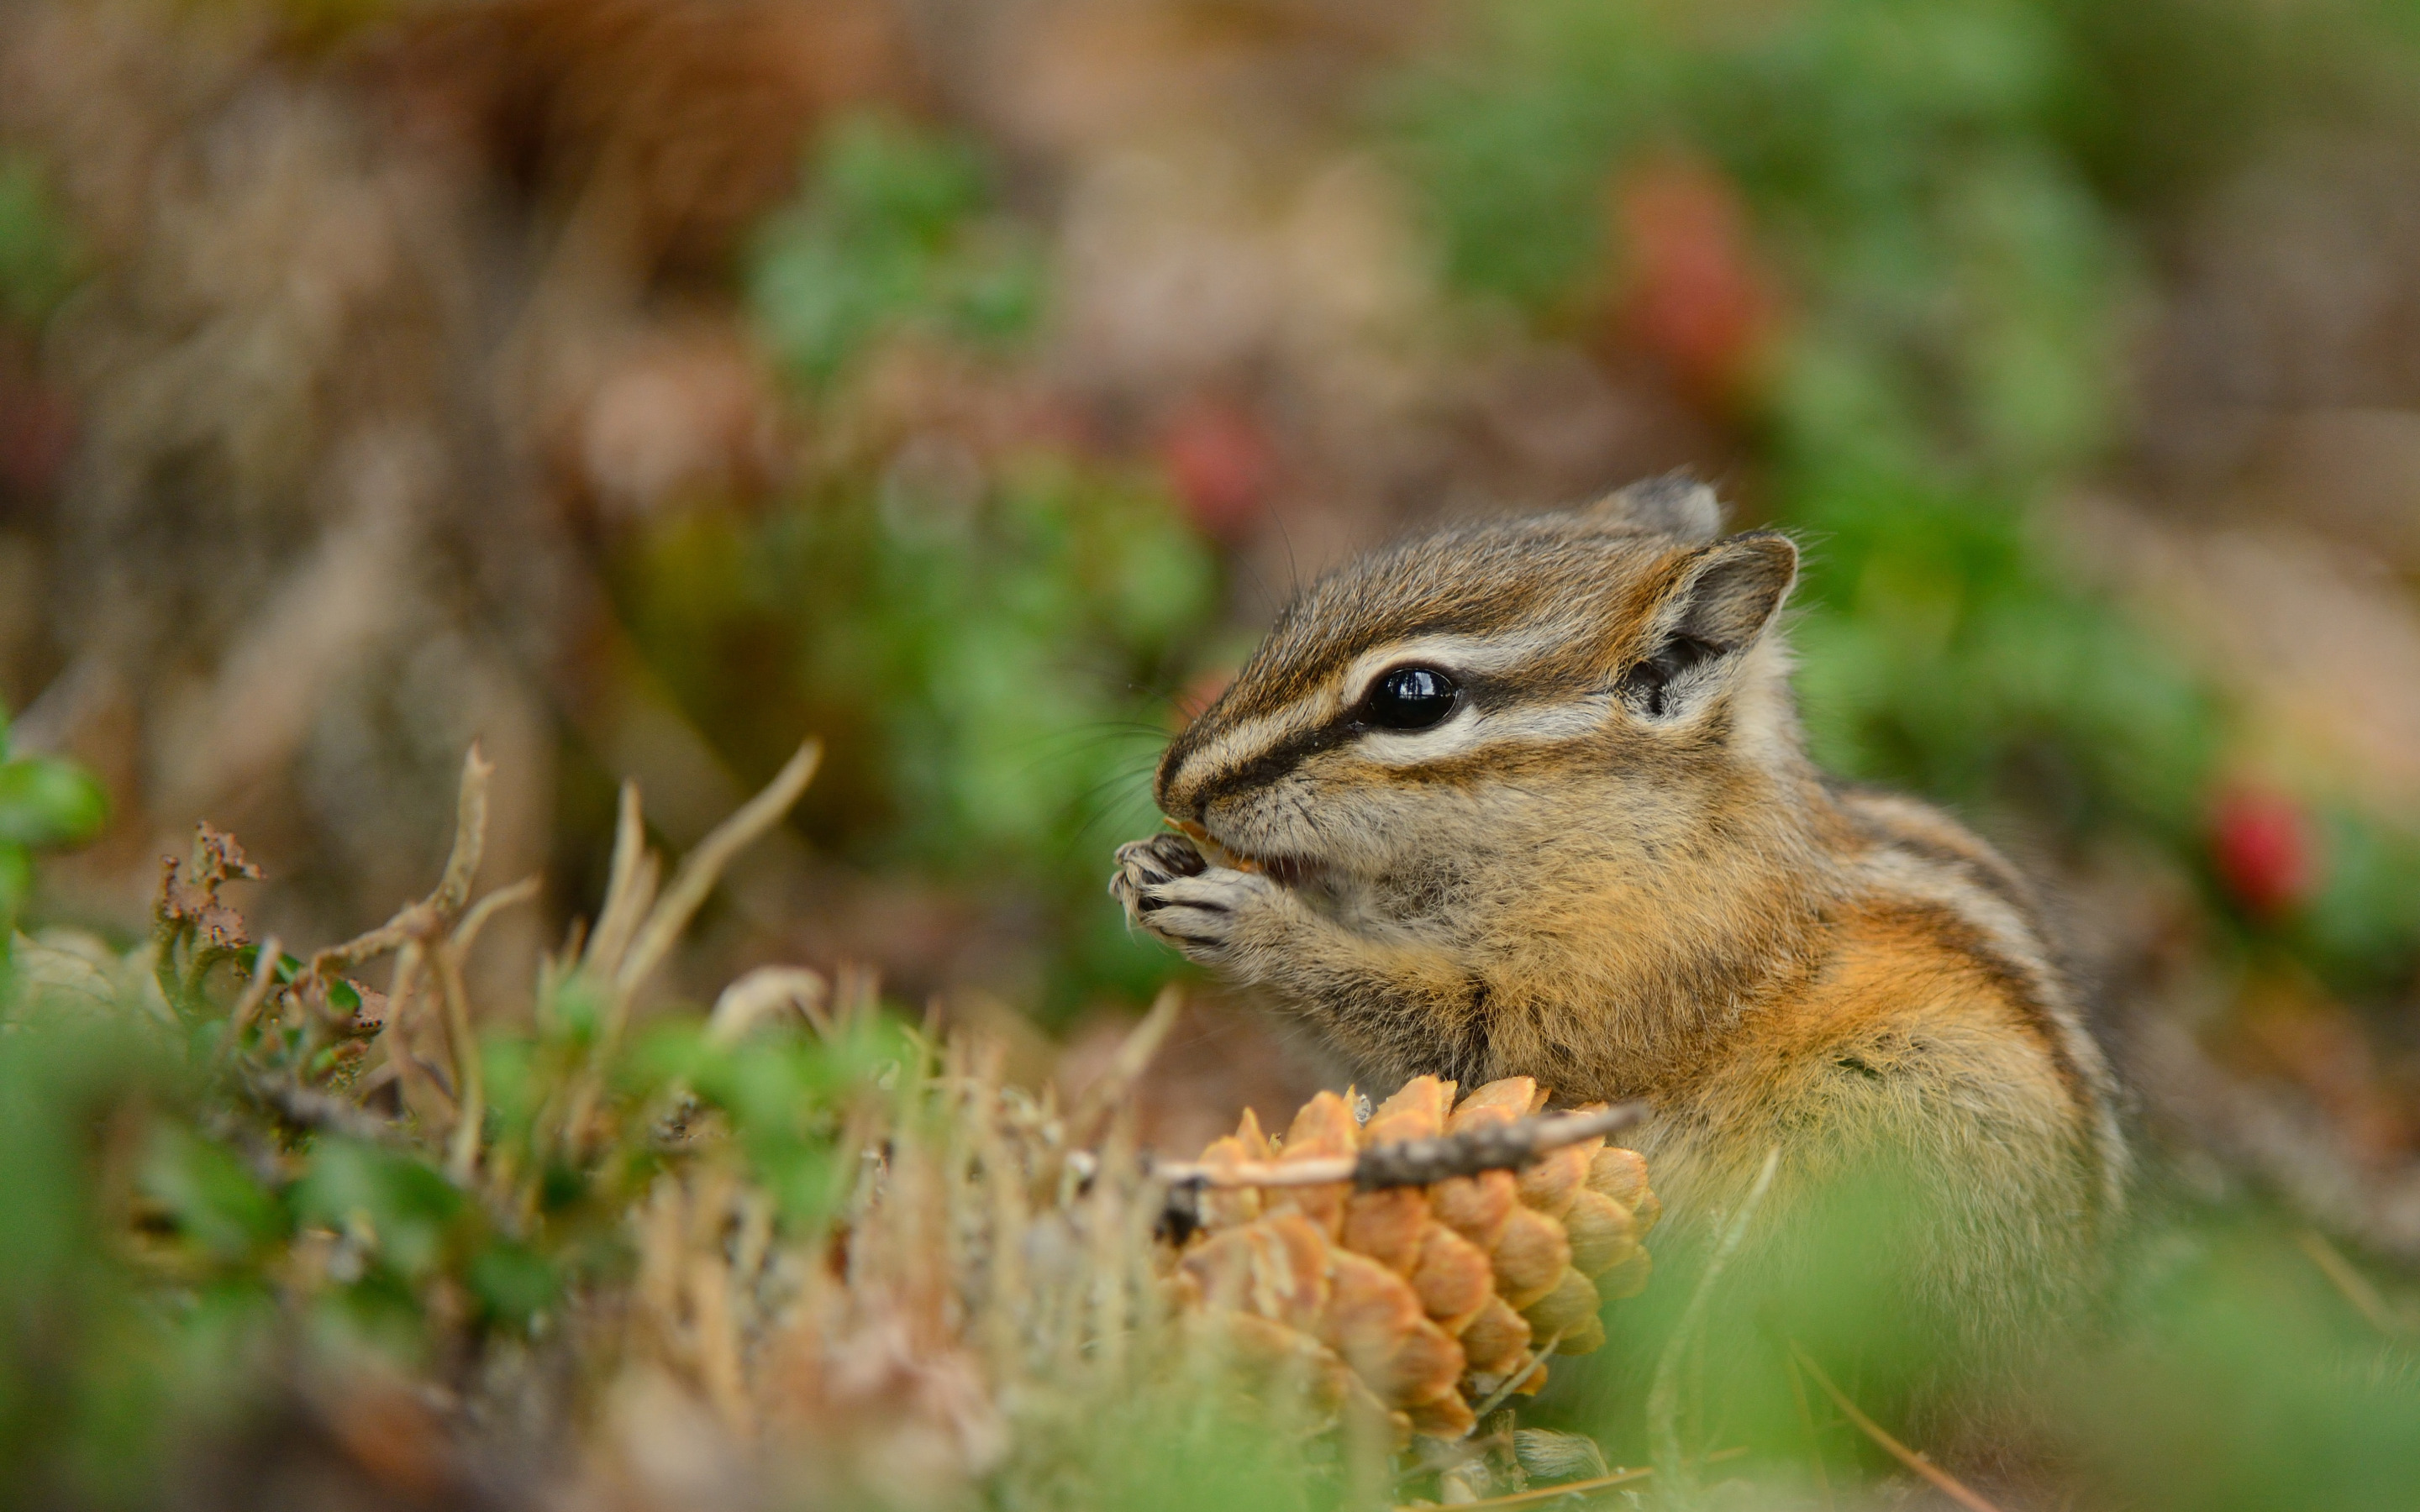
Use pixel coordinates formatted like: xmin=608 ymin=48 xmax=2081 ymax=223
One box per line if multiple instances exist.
xmin=1117 ymin=832 xmax=1207 ymax=885
xmin=1111 ymin=835 xmax=1270 ymax=961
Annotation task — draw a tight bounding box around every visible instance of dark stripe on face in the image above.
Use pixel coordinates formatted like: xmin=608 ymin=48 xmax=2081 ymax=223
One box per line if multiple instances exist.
xmin=1168 ymin=666 xmax=1609 ymax=818
xmin=1174 ymin=719 xmax=1359 ymax=820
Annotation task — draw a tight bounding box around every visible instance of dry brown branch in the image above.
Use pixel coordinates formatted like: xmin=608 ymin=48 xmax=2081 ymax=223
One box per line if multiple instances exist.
xmin=381 ymin=941 xmax=450 ymax=1128
xmin=453 ymin=876 xmax=542 ymax=958
xmin=556 ymin=744 xmax=824 ymax=1159
xmin=430 ymin=937 xmax=483 ymax=1183
xmin=585 ymin=781 xmax=655 ymax=979
xmin=1788 ymin=1346 xmax=2004 ymax=1512
xmin=1153 ymin=1100 xmax=1646 ymax=1189
xmin=305 ymin=748 xmax=496 ymax=979
xmin=1066 ymin=984 xmax=1184 ymax=1143
xmin=705 ymin=966 xmax=831 ymax=1047
xmin=429 ymin=745 xmax=494 ymax=916
xmin=217 ymin=933 xmax=281 ymax=1062
xmin=607 ymin=738 xmax=823 ymax=1038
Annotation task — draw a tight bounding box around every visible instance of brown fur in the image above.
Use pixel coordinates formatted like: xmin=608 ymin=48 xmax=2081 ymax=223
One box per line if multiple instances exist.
xmin=1111 ymin=480 xmax=2125 ymax=1376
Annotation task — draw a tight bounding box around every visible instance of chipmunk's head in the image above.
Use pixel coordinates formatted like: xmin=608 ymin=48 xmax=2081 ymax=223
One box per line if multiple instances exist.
xmin=1155 ymin=479 xmax=1805 ymax=905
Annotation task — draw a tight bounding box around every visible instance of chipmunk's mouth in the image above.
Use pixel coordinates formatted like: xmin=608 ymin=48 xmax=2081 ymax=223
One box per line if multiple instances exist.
xmin=1172 ymin=820 xmax=1326 ymax=890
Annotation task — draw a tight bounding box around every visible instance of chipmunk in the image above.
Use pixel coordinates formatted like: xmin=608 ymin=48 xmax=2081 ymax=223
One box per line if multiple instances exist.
xmin=1110 ymin=479 xmax=2126 ymax=1394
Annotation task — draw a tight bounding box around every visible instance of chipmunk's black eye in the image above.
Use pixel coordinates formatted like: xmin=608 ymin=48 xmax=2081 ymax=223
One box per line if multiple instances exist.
xmin=1364 ymin=666 xmax=1460 ymax=730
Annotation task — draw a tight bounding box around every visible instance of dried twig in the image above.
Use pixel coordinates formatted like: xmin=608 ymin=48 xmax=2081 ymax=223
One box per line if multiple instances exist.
xmin=1391 ymin=1447 xmax=1749 ymax=1512
xmin=453 ymin=875 xmax=541 ymax=958
xmin=556 ymin=743 xmax=823 ymax=1158
xmin=381 ymin=941 xmax=449 ymax=1126
xmin=611 ymin=740 xmax=821 ymax=1000
xmin=1154 ymin=1101 xmax=1646 ymax=1190
xmin=1787 ymin=1345 xmax=2004 ymax=1512
xmin=429 ymin=745 xmax=494 ymax=916
xmin=304 ymin=748 xmax=494 ymax=979
xmin=705 ymin=965 xmax=831 ymax=1047
xmin=606 ymin=738 xmax=822 ymax=1040
xmin=1468 ymin=1326 xmax=1571 ymax=1420
xmin=2296 ymin=1229 xmax=2417 ymax=1335
xmin=216 ymin=933 xmax=281 ymax=1063
xmin=585 ymin=781 xmax=655 ymax=979
xmin=430 ymin=937 xmax=483 ymax=1183
xmin=1066 ymin=984 xmax=1184 ymax=1144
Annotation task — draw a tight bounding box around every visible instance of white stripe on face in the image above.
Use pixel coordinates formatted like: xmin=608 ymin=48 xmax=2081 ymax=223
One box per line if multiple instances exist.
xmin=1356 ymin=695 xmax=1613 ymax=766
xmin=1334 ymin=630 xmax=1577 ymax=708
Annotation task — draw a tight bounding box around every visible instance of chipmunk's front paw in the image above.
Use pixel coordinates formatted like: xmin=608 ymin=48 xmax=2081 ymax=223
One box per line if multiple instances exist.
xmin=1110 ymin=835 xmax=1280 ymax=964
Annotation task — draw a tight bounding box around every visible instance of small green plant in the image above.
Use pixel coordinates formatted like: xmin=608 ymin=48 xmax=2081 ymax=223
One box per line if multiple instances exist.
xmin=0 ymin=745 xmax=1392 ymax=1508
xmin=614 ymin=113 xmax=1228 ymax=1019
xmin=0 ymin=154 xmax=79 ymax=328
xmin=0 ymin=701 xmax=108 ymax=977
xmin=749 ymin=114 xmax=1044 ymax=388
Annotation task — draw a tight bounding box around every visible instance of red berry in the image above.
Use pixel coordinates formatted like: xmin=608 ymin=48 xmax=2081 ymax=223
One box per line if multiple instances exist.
xmin=1161 ymin=397 xmax=1274 ymax=543
xmin=1613 ymin=159 xmax=1780 ymax=402
xmin=2210 ymin=785 xmax=2318 ymax=920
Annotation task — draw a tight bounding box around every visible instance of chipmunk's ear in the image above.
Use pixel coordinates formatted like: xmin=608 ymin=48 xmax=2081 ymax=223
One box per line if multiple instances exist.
xmin=1586 ymin=473 xmax=1723 ymax=543
xmin=1618 ymin=532 xmax=1798 ymax=719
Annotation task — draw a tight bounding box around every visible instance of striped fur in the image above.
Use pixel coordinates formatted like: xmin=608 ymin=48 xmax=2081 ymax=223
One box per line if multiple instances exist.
xmin=1111 ymin=481 xmax=2126 ymax=1365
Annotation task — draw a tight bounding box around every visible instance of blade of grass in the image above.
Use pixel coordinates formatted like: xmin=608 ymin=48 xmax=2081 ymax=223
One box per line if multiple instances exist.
xmin=1651 ymin=1145 xmax=1781 ymax=1509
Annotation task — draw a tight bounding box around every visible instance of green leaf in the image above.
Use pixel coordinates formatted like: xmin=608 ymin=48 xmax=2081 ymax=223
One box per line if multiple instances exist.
xmin=0 ymin=756 xmax=109 ymax=848
xmin=293 ymin=1140 xmax=467 ymax=1281
xmin=136 ymin=1123 xmax=284 ymax=1262
xmin=0 ymin=155 xmax=80 ymax=326
xmin=0 ymin=843 xmax=28 ymax=935
xmin=466 ymin=1242 xmax=557 ymax=1326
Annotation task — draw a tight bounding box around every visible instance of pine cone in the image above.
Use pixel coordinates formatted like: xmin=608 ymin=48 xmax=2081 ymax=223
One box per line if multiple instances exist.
xmin=1171 ymin=1076 xmax=1660 ymax=1441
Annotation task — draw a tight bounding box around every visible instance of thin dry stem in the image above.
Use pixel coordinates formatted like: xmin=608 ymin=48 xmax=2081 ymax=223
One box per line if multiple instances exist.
xmin=454 ymin=875 xmax=542 ymax=958
xmin=1066 ymin=984 xmax=1183 ymax=1142
xmin=381 ymin=941 xmax=448 ymax=1126
xmin=307 ymin=748 xmax=496 ymax=979
xmin=2297 ymin=1229 xmax=2417 ymax=1335
xmin=431 ymin=745 xmax=494 ymax=915
xmin=217 ymin=933 xmax=281 ymax=1062
xmin=610 ymin=740 xmax=821 ymax=1010
xmin=706 ymin=966 xmax=831 ymax=1047
xmin=586 ymin=781 xmax=654 ymax=979
xmin=431 ymin=937 xmax=484 ymax=1183
xmin=1470 ymin=1326 xmax=1572 ymax=1420
xmin=1788 ymin=1346 xmax=2004 ymax=1512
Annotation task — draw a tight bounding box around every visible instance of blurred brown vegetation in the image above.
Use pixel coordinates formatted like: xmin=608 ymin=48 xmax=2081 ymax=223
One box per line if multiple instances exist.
xmin=8 ymin=0 xmax=2420 ymax=1508
xmin=6 ymin=0 xmax=2420 ymax=1383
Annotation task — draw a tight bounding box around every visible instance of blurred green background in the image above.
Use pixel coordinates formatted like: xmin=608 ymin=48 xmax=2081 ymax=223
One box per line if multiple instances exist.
xmin=8 ymin=0 xmax=2420 ymax=1504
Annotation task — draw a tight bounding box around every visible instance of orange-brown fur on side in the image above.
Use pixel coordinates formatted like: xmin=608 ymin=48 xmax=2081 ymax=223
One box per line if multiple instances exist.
xmin=1109 ymin=478 xmax=2124 ymax=1383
